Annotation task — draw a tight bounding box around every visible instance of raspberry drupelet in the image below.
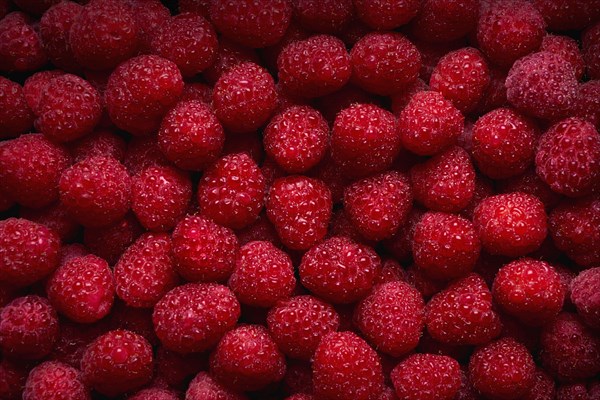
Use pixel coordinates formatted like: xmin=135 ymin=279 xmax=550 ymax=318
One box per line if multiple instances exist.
xmin=186 ymin=372 xmax=248 ymax=400
xmin=0 ymin=12 xmax=47 ymax=72
xmin=570 ymin=268 xmax=600 ymax=331
xmin=39 ymin=1 xmax=83 ymax=72
xmin=354 ymin=0 xmax=421 ymax=30
xmin=23 ymin=361 xmax=89 ymax=400
xmin=0 ymin=77 xmax=33 ymax=139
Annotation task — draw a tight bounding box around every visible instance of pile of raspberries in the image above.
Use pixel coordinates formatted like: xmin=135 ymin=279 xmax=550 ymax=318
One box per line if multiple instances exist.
xmin=1 ymin=0 xmax=600 ymax=399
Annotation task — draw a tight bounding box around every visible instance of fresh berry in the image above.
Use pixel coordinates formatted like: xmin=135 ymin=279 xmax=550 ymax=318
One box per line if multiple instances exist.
xmin=354 ymin=0 xmax=420 ymax=30
xmin=39 ymin=1 xmax=82 ymax=72
xmin=186 ymin=372 xmax=248 ymax=400
xmin=575 ymin=80 xmax=600 ymax=129
xmin=0 ymin=12 xmax=47 ymax=72
xmin=180 ymin=82 xmax=213 ymax=105
xmin=474 ymin=66 xmax=509 ymax=115
xmin=583 ymin=22 xmax=600 ymax=79
xmin=22 ymin=70 xmax=65 ymax=113
xmin=71 ymin=130 xmax=127 ymax=163
xmin=533 ymin=0 xmax=600 ymax=31
xmin=523 ymin=368 xmax=555 ymax=400
xmin=408 ymin=0 xmax=479 ymax=43
xmin=391 ymin=353 xmax=461 ymax=400
xmin=123 ymin=0 xmax=170 ymax=54
xmin=203 ymin=37 xmax=261 ymax=85
xmin=382 ymin=207 xmax=425 ymax=262
xmin=0 ymin=76 xmax=33 ymax=138
xmin=292 ymin=0 xmax=352 ymax=34
xmin=23 ymin=361 xmax=89 ymax=400
xmin=374 ymin=258 xmax=408 ymax=285
xmin=570 ymin=267 xmax=600 ymax=330
xmin=540 ymin=34 xmax=585 ymax=80
xmin=20 ymin=201 xmax=79 ymax=242
xmin=124 ymin=137 xmax=170 ymax=176
xmin=83 ymin=213 xmax=142 ymax=265
xmin=129 ymin=388 xmax=179 ymax=400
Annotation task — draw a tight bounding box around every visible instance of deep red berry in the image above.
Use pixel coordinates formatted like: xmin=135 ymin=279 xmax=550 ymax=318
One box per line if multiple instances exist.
xmin=391 ymin=354 xmax=461 ymax=400
xmin=83 ymin=213 xmax=142 ymax=265
xmin=203 ymin=37 xmax=261 ymax=84
xmin=39 ymin=1 xmax=82 ymax=72
xmin=540 ymin=34 xmax=585 ymax=80
xmin=124 ymin=137 xmax=170 ymax=176
xmin=575 ymin=80 xmax=600 ymax=129
xmin=533 ymin=0 xmax=600 ymax=31
xmin=186 ymin=372 xmax=248 ymax=400
xmin=129 ymin=388 xmax=179 ymax=400
xmin=0 ymin=12 xmax=47 ymax=72
xmin=408 ymin=0 xmax=478 ymax=43
xmin=23 ymin=361 xmax=89 ymax=400
xmin=291 ymin=0 xmax=352 ymax=34
xmin=71 ymin=130 xmax=127 ymax=163
xmin=20 ymin=202 xmax=79 ymax=243
xmin=0 ymin=358 xmax=28 ymax=400
xmin=354 ymin=0 xmax=420 ymax=30
xmin=0 ymin=77 xmax=33 ymax=139
xmin=23 ymin=70 xmax=65 ymax=114
xmin=570 ymin=268 xmax=600 ymax=331
xmin=583 ymin=22 xmax=600 ymax=80
xmin=522 ymin=368 xmax=556 ymax=400
xmin=123 ymin=0 xmax=170 ymax=54
xmin=382 ymin=207 xmax=425 ymax=262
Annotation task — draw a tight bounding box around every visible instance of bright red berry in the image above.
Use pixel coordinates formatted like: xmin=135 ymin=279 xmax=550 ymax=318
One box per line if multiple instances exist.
xmin=123 ymin=0 xmax=170 ymax=54
xmin=540 ymin=34 xmax=585 ymax=80
xmin=23 ymin=361 xmax=89 ymax=400
xmin=570 ymin=267 xmax=600 ymax=331
xmin=391 ymin=353 xmax=461 ymax=400
xmin=202 ymin=37 xmax=261 ymax=85
xmin=0 ymin=76 xmax=33 ymax=139
xmin=186 ymin=372 xmax=248 ymax=400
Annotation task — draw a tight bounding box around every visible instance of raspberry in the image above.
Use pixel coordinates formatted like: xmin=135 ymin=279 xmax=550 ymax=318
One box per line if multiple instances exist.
xmin=0 ymin=12 xmax=47 ymax=72
xmin=172 ymin=215 xmax=239 ymax=282
xmin=350 ymin=32 xmax=421 ymax=95
xmin=473 ymin=193 xmax=547 ymax=257
xmin=413 ymin=212 xmax=480 ymax=280
xmin=124 ymin=137 xmax=170 ymax=176
xmin=474 ymin=67 xmax=509 ymax=115
xmin=278 ymin=35 xmax=351 ymax=98
xmin=39 ymin=1 xmax=82 ymax=72
xmin=0 ymin=134 xmax=71 ymax=209
xmin=499 ymin=169 xmax=561 ymax=212
xmin=374 ymin=258 xmax=408 ymax=285
xmin=299 ymin=236 xmax=380 ymax=304
xmin=540 ymin=313 xmax=600 ymax=382
xmin=209 ymin=0 xmax=292 ymax=48
xmin=81 ymin=330 xmax=153 ymax=396
xmin=122 ymin=0 xmax=170 ymax=54
xmin=0 ymin=295 xmax=58 ymax=359
xmin=469 ymin=338 xmax=536 ymax=400
xmin=583 ymin=22 xmax=600 ymax=80
xmin=180 ymin=82 xmax=213 ymax=105
xmin=186 ymin=372 xmax=248 ymax=400
xmin=426 ymin=273 xmax=502 ymax=345
xmin=129 ymin=388 xmax=179 ymax=400
xmin=83 ymin=213 xmax=142 ymax=265
xmin=390 ymin=79 xmax=429 ymax=116
xmin=50 ymin=319 xmax=105 ymax=368
xmin=132 ymin=165 xmax=191 ymax=232
xmin=555 ymin=384 xmax=589 ymax=400
xmin=570 ymin=268 xmax=600 ymax=330
xmin=203 ymin=41 xmax=259 ymax=86
xmin=354 ymin=0 xmax=420 ymax=30
xmin=313 ymin=331 xmax=384 ymax=400
xmin=210 ymin=324 xmax=286 ymax=391
xmin=408 ymin=0 xmax=479 ymax=43
xmin=23 ymin=361 xmax=89 ymax=400
xmin=22 ymin=70 xmax=64 ymax=113
xmin=391 ymin=354 xmax=461 ymax=400
xmin=540 ymin=34 xmax=585 ymax=80
xmin=533 ymin=0 xmax=600 ymax=31
xmin=213 ymin=62 xmax=278 ymax=133
xmin=382 ymin=207 xmax=425 ymax=262
xmin=266 ymin=176 xmax=332 ymax=250
xmin=575 ymin=80 xmax=600 ymax=129
xmin=69 ymin=0 xmax=138 ymax=70
xmin=0 ymin=358 xmax=28 ymax=400
xmin=506 ymin=52 xmax=578 ymax=121
xmin=344 ymin=171 xmax=413 ymax=241
xmin=71 ymin=130 xmax=126 ymax=163
xmin=153 ymin=283 xmax=240 ymax=353
xmin=285 ymin=395 xmax=315 ymax=400
xmin=523 ymin=368 xmax=555 ymax=400
xmin=398 ymin=91 xmax=463 ymax=156
xmin=149 ymin=13 xmax=217 ymax=77
xmin=411 ymin=146 xmax=475 ymax=212
xmin=331 ymin=103 xmax=401 ymax=177
xmin=0 ymin=77 xmax=33 ymax=139
xmin=264 ymin=106 xmax=329 ymax=173
xmin=292 ymin=0 xmax=352 ymax=34
xmin=20 ymin=202 xmax=79 ymax=242
xmin=158 ymin=100 xmax=224 ymax=171
xmin=106 ymin=55 xmax=184 ymax=137
xmin=536 ymin=118 xmax=600 ymax=198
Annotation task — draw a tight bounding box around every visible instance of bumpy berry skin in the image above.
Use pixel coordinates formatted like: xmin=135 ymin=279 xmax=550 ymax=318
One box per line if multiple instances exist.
xmin=413 ymin=212 xmax=480 ymax=281
xmin=398 ymin=91 xmax=463 ymax=156
xmin=533 ymin=0 xmax=600 ymax=31
xmin=71 ymin=130 xmax=127 ymax=163
xmin=106 ymin=55 xmax=184 ymax=137
xmin=22 ymin=70 xmax=64 ymax=114
xmin=350 ymin=32 xmax=421 ymax=95
xmin=0 ymin=12 xmax=47 ymax=72
xmin=0 ymin=134 xmax=71 ymax=209
xmin=291 ymin=0 xmax=352 ymax=33
xmin=408 ymin=0 xmax=479 ymax=43
xmin=473 ymin=193 xmax=547 ymax=257
xmin=354 ymin=0 xmax=420 ymax=30
xmin=0 ymin=77 xmax=33 ymax=138
xmin=39 ymin=1 xmax=82 ymax=72
xmin=123 ymin=0 xmax=170 ymax=54
xmin=426 ymin=273 xmax=502 ymax=345
xmin=266 ymin=176 xmax=332 ymax=250
xmin=83 ymin=213 xmax=142 ymax=265
xmin=203 ymin=37 xmax=261 ymax=84
xmin=59 ymin=156 xmax=131 ymax=228
xmin=299 ymin=236 xmax=380 ymax=304
xmin=540 ymin=34 xmax=585 ymax=80
xmin=391 ymin=354 xmax=461 ymax=400
xmin=344 ymin=171 xmax=413 ymax=241
xmin=153 ymin=283 xmax=240 ymax=353
xmin=129 ymin=388 xmax=179 ymax=400
xmin=522 ymin=368 xmax=555 ymax=400
xmin=313 ymin=332 xmax=384 ymax=400
xmin=536 ymin=118 xmax=600 ymax=198
xmin=172 ymin=215 xmax=239 ymax=283
xmin=575 ymin=80 xmax=600 ymax=129
xmin=278 ymin=35 xmax=351 ymax=98
xmin=23 ymin=361 xmax=89 ymax=400
xmin=81 ymin=330 xmax=153 ymax=397
xmin=571 ymin=268 xmax=600 ymax=331
xmin=210 ymin=325 xmax=286 ymax=391
xmin=186 ymin=372 xmax=248 ymax=400
xmin=355 ymin=281 xmax=424 ymax=357
xmin=0 ymin=295 xmax=59 ymax=359
xmin=583 ymin=22 xmax=600 ymax=80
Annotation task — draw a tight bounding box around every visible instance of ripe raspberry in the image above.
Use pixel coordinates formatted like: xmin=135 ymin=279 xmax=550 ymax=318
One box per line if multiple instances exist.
xmin=39 ymin=1 xmax=82 ymax=72
xmin=533 ymin=0 xmax=600 ymax=31
xmin=69 ymin=0 xmax=138 ymax=70
xmin=583 ymin=22 xmax=600 ymax=80
xmin=575 ymin=80 xmax=600 ymax=129
xmin=299 ymin=236 xmax=380 ymax=303
xmin=0 ymin=77 xmax=33 ymax=139
xmin=210 ymin=0 xmax=292 ymax=48
xmin=555 ymin=384 xmax=589 ymax=400
xmin=236 ymin=211 xmax=280 ymax=247
xmin=22 ymin=70 xmax=64 ymax=113
xmin=540 ymin=34 xmax=585 ymax=80
xmin=71 ymin=130 xmax=126 ymax=163
xmin=122 ymin=0 xmax=170 ymax=54
xmin=203 ymin=42 xmax=259 ymax=87
xmin=0 ymin=12 xmax=47 ymax=72
xmin=398 ymin=91 xmax=463 ymax=156
xmin=390 ymin=79 xmax=429 ymax=116
xmin=109 ymin=302 xmax=158 ymax=346
xmin=506 ymin=52 xmax=578 ymax=121
xmin=313 ymin=331 xmax=384 ymax=400
xmin=210 ymin=324 xmax=286 ymax=391
xmin=158 ymin=100 xmax=224 ymax=171
xmin=499 ymin=169 xmax=561 ymax=212
xmin=129 ymin=388 xmax=179 ymax=400
xmin=186 ymin=372 xmax=248 ymax=400
xmin=154 ymin=346 xmax=207 ymax=389
xmin=474 ymin=66 xmax=509 ymax=115
xmin=413 ymin=212 xmax=480 ymax=280
xmin=473 ymin=193 xmax=547 ymax=257
xmin=536 ymin=118 xmax=600 ymax=198
xmin=105 ymin=55 xmax=184 ymax=136
xmin=350 ymin=32 xmax=421 ymax=95
xmin=570 ymin=268 xmax=600 ymax=330
xmin=83 ymin=213 xmax=142 ymax=265
xmin=391 ymin=354 xmax=461 ymax=400
xmin=153 ymin=283 xmax=240 ymax=353
xmin=382 ymin=207 xmax=425 ymax=262
xmin=266 ymin=176 xmax=332 ymax=250
xmin=278 ymin=35 xmax=351 ymax=98
xmin=180 ymin=82 xmax=213 ymax=105
xmin=523 ymin=368 xmax=555 ymax=400
xmin=50 ymin=319 xmax=105 ymax=368
xmin=172 ymin=215 xmax=239 ymax=282
xmin=0 ymin=134 xmax=71 ymax=209
xmin=426 ymin=273 xmax=502 ymax=345
xmin=292 ymin=0 xmax=352 ymax=34
xmin=20 ymin=202 xmax=79 ymax=242
xmin=408 ymin=0 xmax=479 ymax=43
xmin=354 ymin=0 xmax=420 ymax=30
xmin=23 ymin=361 xmax=89 ymax=400
xmin=81 ymin=330 xmax=153 ymax=397
xmin=0 ymin=358 xmax=28 ymax=400
xmin=213 ymin=62 xmax=277 ymax=133
xmin=374 ymin=258 xmax=408 ymax=285
xmin=124 ymin=137 xmax=170 ymax=175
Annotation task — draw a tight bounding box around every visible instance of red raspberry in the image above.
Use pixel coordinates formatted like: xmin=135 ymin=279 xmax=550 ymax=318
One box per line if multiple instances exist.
xmin=50 ymin=319 xmax=105 ymax=368
xmin=390 ymin=79 xmax=429 ymax=116
xmin=523 ymin=368 xmax=555 ymax=400
xmin=583 ymin=22 xmax=600 ymax=80
xmin=129 ymin=388 xmax=179 ymax=400
xmin=398 ymin=91 xmax=463 ymax=156
xmin=410 ymin=146 xmax=475 ymax=213
xmin=109 ymin=302 xmax=158 ymax=346
xmin=408 ymin=0 xmax=479 ymax=43
xmin=154 ymin=346 xmax=207 ymax=389
xmin=374 ymin=258 xmax=408 ymax=285
xmin=210 ymin=324 xmax=286 ymax=391
xmin=575 ymin=80 xmax=600 ymax=129
xmin=555 ymin=384 xmax=589 ymax=400
xmin=22 ymin=70 xmax=64 ymax=113
xmin=278 ymin=35 xmax=351 ymax=98
xmin=236 ymin=212 xmax=280 ymax=247
xmin=39 ymin=1 xmax=82 ymax=72
xmin=0 ymin=358 xmax=28 ymax=400
xmin=382 ymin=207 xmax=425 ymax=262
xmin=426 ymin=273 xmax=502 ymax=345
xmin=180 ymin=82 xmax=213 ymax=105
xmin=354 ymin=0 xmax=420 ymax=30
xmin=0 ymin=134 xmax=71 ymax=209
xmin=124 ymin=137 xmax=170 ymax=175
xmin=69 ymin=0 xmax=138 ymax=70
xmin=473 ymin=193 xmax=547 ymax=257
xmin=20 ymin=202 xmax=79 ymax=242
xmin=213 ymin=62 xmax=278 ymax=133
xmin=314 ymin=84 xmax=376 ymax=124
xmin=391 ymin=353 xmax=461 ymax=400
xmin=506 ymin=52 xmax=578 ymax=121
xmin=355 ymin=281 xmax=424 ymax=357
xmin=71 ymin=130 xmax=126 ymax=163
xmin=344 ymin=171 xmax=413 ymax=241
xmin=570 ymin=268 xmax=600 ymax=330
xmin=533 ymin=0 xmax=600 ymax=31
xmin=0 ymin=12 xmax=47 ymax=72
xmin=291 ymin=0 xmax=351 ymax=34
xmin=203 ymin=40 xmax=260 ymax=86
xmin=0 ymin=295 xmax=58 ymax=359
xmin=540 ymin=34 xmax=585 ymax=80
xmin=540 ymin=313 xmax=600 ymax=382
xmin=23 ymin=361 xmax=89 ymax=400
xmin=474 ymin=67 xmax=509 ymax=115
xmin=106 ymin=55 xmax=184 ymax=137
xmin=266 ymin=176 xmax=332 ymax=250
xmin=299 ymin=236 xmax=380 ymax=304
xmin=186 ymin=372 xmax=248 ymax=400
xmin=122 ymin=0 xmax=170 ymax=54
xmin=0 ymin=77 xmax=33 ymax=139
xmin=209 ymin=0 xmax=292 ymax=48
xmin=153 ymin=283 xmax=240 ymax=353
xmin=313 ymin=331 xmax=384 ymax=400
xmin=413 ymin=212 xmax=480 ymax=280
xmin=499 ymin=169 xmax=561 ymax=211
xmin=81 ymin=330 xmax=153 ymax=396
xmin=536 ymin=118 xmax=600 ymax=198
xmin=331 ymin=103 xmax=401 ymax=177
xmin=350 ymin=32 xmax=421 ymax=95
xmin=83 ymin=213 xmax=142 ymax=265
